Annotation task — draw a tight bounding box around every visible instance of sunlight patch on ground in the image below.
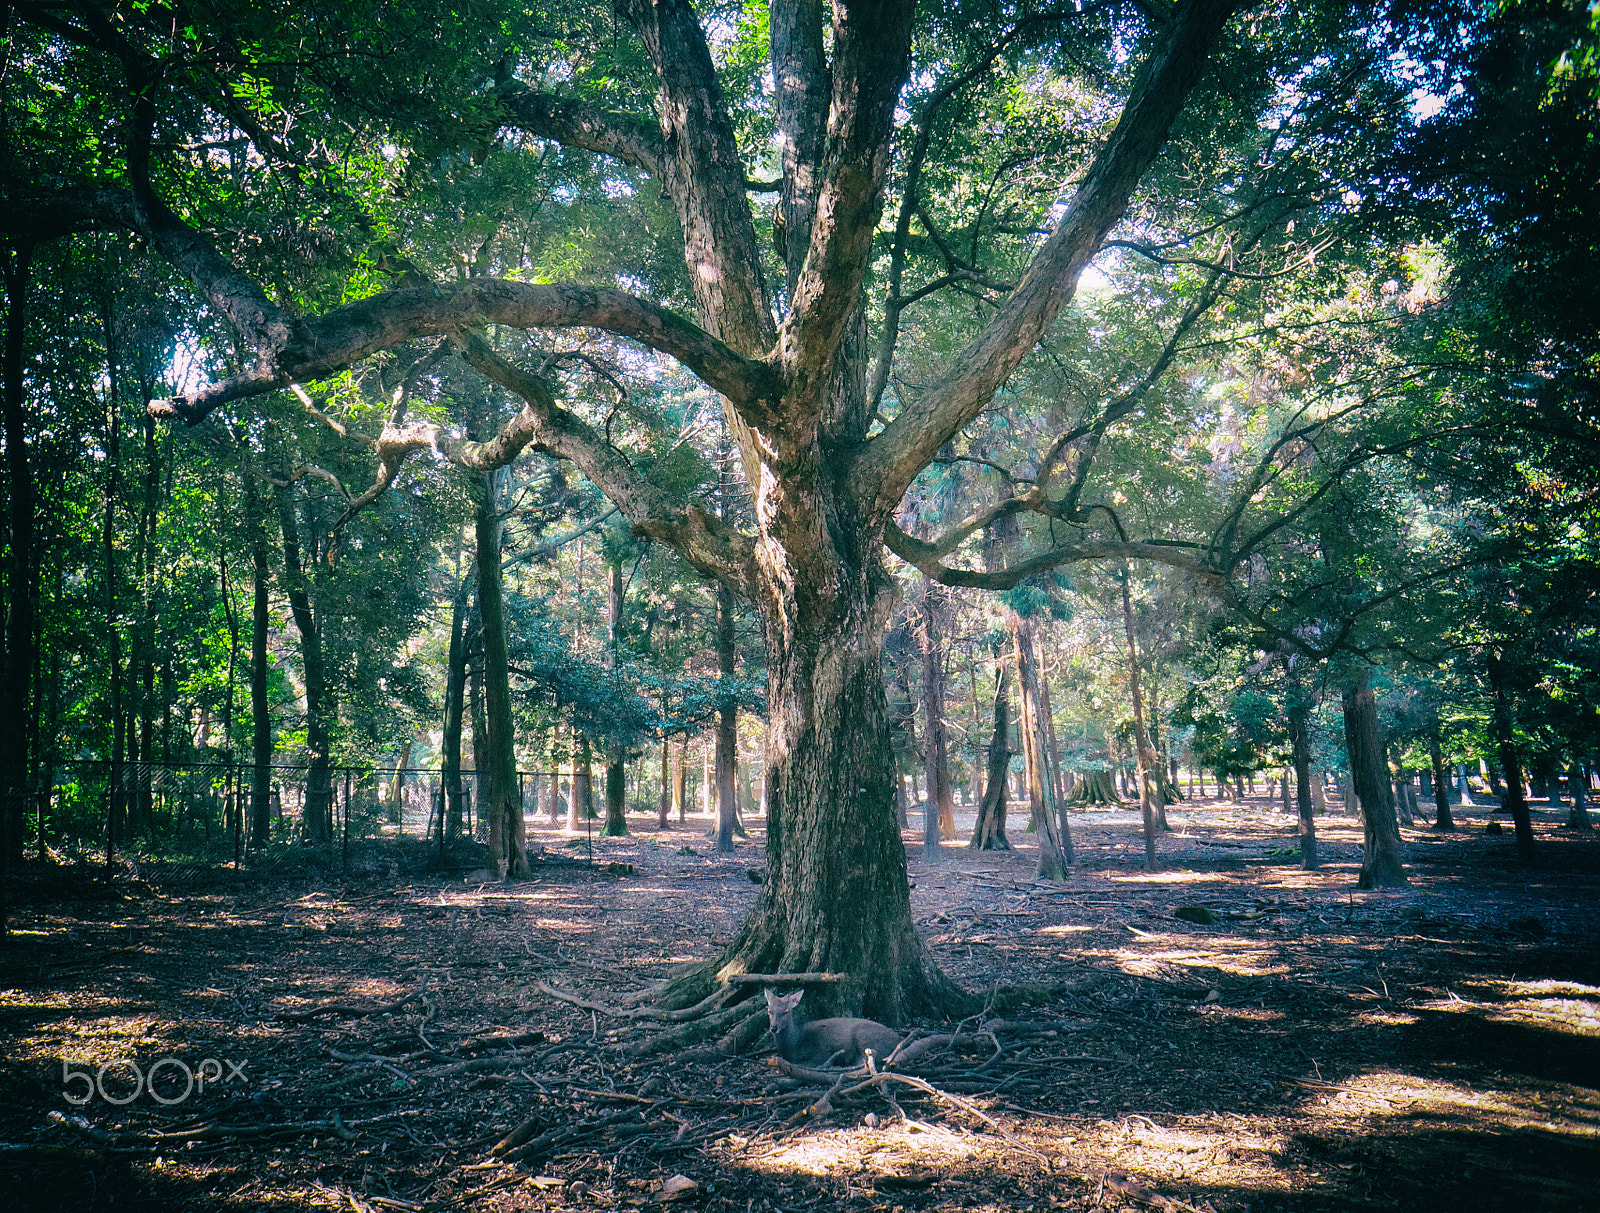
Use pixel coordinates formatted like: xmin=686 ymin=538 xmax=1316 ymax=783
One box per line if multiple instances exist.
xmin=1038 ymin=1114 xmax=1295 ymax=1199
xmin=1108 ymin=871 xmax=1230 ymax=884
xmin=1034 ymin=924 xmax=1093 ymax=936
xmin=1088 ymin=939 xmax=1290 ymax=980
xmin=1299 ymin=1068 xmax=1595 ymax=1137
xmin=742 ymin=1120 xmax=986 ymax=1177
xmin=1415 ymin=983 xmax=1600 ymax=1037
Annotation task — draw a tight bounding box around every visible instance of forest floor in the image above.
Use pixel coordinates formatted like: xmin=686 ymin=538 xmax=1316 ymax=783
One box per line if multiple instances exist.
xmin=1 ymin=792 xmax=1597 ymax=1212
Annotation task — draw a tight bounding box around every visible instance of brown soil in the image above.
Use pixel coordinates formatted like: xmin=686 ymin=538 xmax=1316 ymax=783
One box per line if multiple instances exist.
xmin=1 ymin=794 xmax=1597 ymax=1212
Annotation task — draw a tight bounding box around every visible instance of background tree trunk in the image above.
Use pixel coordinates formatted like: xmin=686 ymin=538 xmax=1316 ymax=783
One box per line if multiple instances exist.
xmin=248 ymin=532 xmax=273 ymax=848
xmin=276 ymin=486 xmax=333 ymax=844
xmin=1289 ymin=688 xmax=1318 ymax=870
xmin=1485 ymin=650 xmax=1536 ymax=860
xmin=441 ymin=570 xmax=470 ymax=843
xmin=1341 ymin=672 xmax=1407 ymax=887
xmin=1120 ymin=574 xmax=1160 ymax=870
xmin=604 ymin=560 xmax=631 ymax=838
xmin=714 ymin=582 xmax=738 ymax=852
xmin=1 ymin=245 xmax=36 ymax=863
xmin=1569 ymin=762 xmax=1592 ymax=830
xmin=1429 ymin=727 xmax=1455 ymax=830
xmin=658 ymin=736 xmax=672 ymax=829
xmin=970 ymin=663 xmax=1012 ymax=851
xmin=1014 ymin=616 xmax=1071 ymax=877
xmin=918 ymin=579 xmax=953 ymax=859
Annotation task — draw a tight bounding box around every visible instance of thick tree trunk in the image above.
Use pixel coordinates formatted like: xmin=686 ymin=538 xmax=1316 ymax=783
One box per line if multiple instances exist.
xmin=1429 ymin=728 xmax=1455 ymax=831
xmin=1289 ymin=690 xmax=1318 ymax=870
xmin=918 ymin=580 xmax=953 ymax=859
xmin=714 ymin=582 xmax=738 ymax=851
xmin=476 ymin=471 xmax=532 ymax=876
xmin=1341 ymin=672 xmax=1407 ymax=887
xmin=661 ymin=556 xmax=966 ymax=1023
xmin=1485 ymin=650 xmax=1536 ymax=860
xmin=970 ymin=663 xmax=1012 ymax=851
xmin=1456 ymin=762 xmax=1475 ymax=807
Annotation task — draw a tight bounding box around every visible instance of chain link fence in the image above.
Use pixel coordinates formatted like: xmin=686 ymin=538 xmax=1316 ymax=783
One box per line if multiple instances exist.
xmin=6 ymin=760 xmax=593 ymax=886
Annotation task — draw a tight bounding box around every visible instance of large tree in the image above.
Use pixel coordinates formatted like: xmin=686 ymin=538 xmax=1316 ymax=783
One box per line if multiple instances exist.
xmin=7 ymin=0 xmax=1440 ymax=1018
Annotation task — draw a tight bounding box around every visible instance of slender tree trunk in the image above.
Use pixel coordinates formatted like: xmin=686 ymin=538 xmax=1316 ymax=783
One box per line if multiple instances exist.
xmin=576 ymin=737 xmax=595 ymax=822
xmin=1 ymin=245 xmax=36 ymax=863
xmin=674 ymin=736 xmax=687 ymax=825
xmin=103 ymin=354 xmax=126 ymax=852
xmin=441 ymin=567 xmax=470 ymax=842
xmin=1288 ymin=690 xmax=1317 ymax=870
xmin=275 ymin=486 xmax=333 ymax=844
xmin=475 ymin=469 xmax=531 ymax=875
xmin=714 ymin=582 xmax=738 ymax=851
xmin=658 ymin=736 xmax=672 ymax=829
xmin=1456 ymin=762 xmax=1476 ymax=807
xmin=1485 ymin=650 xmax=1536 ymax=860
xmin=1341 ymin=671 xmax=1407 ymax=887
xmin=388 ymin=737 xmax=413 ymax=825
xmin=918 ymin=580 xmax=952 ymax=859
xmin=970 ymin=662 xmax=1012 ymax=851
xmin=600 ymin=559 xmax=631 ymax=838
xmin=1428 ymin=727 xmax=1455 ymax=830
xmin=1119 ymin=574 xmax=1160 ymax=870
xmin=1014 ymin=616 xmax=1071 ymax=877
xmin=248 ymin=524 xmax=273 ymax=848
xmin=468 ymin=650 xmax=486 ymax=842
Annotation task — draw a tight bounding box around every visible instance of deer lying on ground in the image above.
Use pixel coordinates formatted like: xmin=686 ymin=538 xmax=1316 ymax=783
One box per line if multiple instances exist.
xmin=763 ymin=988 xmax=902 ymax=1068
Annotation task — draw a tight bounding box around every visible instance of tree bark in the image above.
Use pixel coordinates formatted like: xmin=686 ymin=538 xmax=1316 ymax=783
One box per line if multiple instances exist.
xmin=476 ymin=469 xmax=532 ymax=876
xmin=1485 ymin=650 xmax=1536 ymax=860
xmin=1341 ymin=671 xmax=1407 ymax=887
xmin=660 ymin=558 xmax=966 ymax=1022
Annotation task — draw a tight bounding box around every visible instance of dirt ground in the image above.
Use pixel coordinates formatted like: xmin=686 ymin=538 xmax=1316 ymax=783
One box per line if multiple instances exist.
xmin=2 ymin=792 xmax=1597 ymax=1213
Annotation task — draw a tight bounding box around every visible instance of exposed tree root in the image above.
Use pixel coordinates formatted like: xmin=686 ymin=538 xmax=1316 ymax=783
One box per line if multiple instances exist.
xmin=1067 ymin=770 xmax=1123 ymax=807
